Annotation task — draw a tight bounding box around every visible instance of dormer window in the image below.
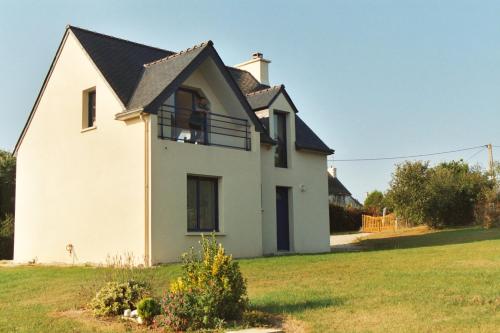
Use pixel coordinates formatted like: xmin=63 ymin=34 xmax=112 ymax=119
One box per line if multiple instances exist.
xmin=274 ymin=111 xmax=287 ymax=168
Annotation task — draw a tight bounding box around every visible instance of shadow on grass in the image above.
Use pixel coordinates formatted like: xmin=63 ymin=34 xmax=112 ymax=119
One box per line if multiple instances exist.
xmin=253 ymin=296 xmax=344 ymax=314
xmin=359 ymin=227 xmax=500 ymax=251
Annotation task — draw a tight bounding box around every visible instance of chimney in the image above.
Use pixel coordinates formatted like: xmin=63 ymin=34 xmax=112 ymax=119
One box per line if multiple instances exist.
xmin=234 ymin=52 xmax=271 ymax=85
xmin=328 ymin=167 xmax=337 ymax=178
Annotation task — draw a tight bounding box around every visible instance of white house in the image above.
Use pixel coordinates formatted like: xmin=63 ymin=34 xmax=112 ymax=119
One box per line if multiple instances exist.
xmin=13 ymin=26 xmax=334 ymax=265
xmin=328 ymin=167 xmax=363 ymax=209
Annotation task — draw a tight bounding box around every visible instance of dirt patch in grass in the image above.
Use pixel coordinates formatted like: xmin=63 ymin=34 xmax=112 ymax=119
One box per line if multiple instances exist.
xmin=53 ymin=308 xmax=303 ymax=333
xmin=51 ymin=309 xmax=150 ymax=332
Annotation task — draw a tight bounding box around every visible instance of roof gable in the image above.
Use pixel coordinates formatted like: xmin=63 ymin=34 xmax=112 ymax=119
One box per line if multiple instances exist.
xmin=128 ymin=42 xmax=210 ymax=111
xmin=246 ymin=85 xmax=282 ymax=111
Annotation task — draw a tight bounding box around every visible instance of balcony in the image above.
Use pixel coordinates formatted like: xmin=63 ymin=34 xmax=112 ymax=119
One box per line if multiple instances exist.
xmin=157 ymin=104 xmax=251 ymax=151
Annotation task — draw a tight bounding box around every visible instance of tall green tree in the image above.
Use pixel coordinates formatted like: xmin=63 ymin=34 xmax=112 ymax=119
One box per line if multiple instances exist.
xmin=385 ymin=161 xmax=430 ymax=225
xmin=364 ymin=190 xmax=385 ymax=215
xmin=0 ymin=150 xmax=16 ymax=219
xmin=425 ymin=161 xmax=490 ymax=227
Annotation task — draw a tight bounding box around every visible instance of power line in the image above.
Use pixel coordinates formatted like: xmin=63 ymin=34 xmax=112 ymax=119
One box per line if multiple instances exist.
xmin=328 ymin=145 xmax=487 ymax=162
xmin=466 ymin=147 xmax=486 ymax=161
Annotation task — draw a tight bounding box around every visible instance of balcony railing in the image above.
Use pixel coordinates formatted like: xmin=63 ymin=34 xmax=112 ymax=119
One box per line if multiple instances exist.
xmin=157 ymin=104 xmax=251 ymax=151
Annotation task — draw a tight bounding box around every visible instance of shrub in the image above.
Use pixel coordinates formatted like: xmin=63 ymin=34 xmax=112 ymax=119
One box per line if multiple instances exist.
xmin=137 ymin=297 xmax=160 ymax=324
xmin=386 ymin=160 xmax=493 ymax=227
xmin=0 ymin=213 xmax=14 ymax=259
xmin=89 ymin=280 xmax=149 ymax=316
xmin=329 ymin=205 xmax=363 ymax=233
xmin=157 ymin=235 xmax=248 ymax=331
xmin=156 ymin=290 xmax=196 ymax=331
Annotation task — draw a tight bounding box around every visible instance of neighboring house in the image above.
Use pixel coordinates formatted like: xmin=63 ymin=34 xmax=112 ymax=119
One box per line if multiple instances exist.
xmin=13 ymin=26 xmax=334 ymax=265
xmin=327 ymin=167 xmax=362 ymax=208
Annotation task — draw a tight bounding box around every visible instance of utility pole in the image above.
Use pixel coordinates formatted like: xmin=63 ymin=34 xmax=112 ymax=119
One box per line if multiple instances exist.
xmin=487 ymin=144 xmax=494 ymax=178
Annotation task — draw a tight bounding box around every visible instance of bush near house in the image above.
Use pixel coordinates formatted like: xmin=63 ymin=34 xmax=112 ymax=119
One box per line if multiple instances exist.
xmin=156 ymin=235 xmax=248 ymax=331
xmin=0 ymin=214 xmax=14 ymax=259
xmin=329 ymin=204 xmax=363 ymax=233
xmin=136 ymin=297 xmax=160 ymax=324
xmin=89 ymin=280 xmax=149 ymax=317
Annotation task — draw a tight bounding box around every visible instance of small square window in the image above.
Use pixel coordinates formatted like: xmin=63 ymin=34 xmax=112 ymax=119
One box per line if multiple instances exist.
xmin=82 ymin=89 xmax=96 ymax=129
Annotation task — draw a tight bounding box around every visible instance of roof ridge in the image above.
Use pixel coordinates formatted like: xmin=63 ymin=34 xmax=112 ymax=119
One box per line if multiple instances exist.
xmin=143 ymin=40 xmax=213 ymax=67
xmin=246 ymin=84 xmax=283 ymax=96
xmin=67 ymin=25 xmax=175 ymax=54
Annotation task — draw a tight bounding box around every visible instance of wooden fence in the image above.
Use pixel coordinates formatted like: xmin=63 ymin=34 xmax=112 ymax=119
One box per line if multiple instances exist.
xmin=362 ymin=213 xmax=399 ymax=232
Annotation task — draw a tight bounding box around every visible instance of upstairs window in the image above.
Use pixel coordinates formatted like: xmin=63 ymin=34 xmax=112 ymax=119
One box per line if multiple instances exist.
xmin=83 ymin=89 xmax=96 ymax=129
xmin=173 ymin=88 xmax=209 ymax=144
xmin=187 ymin=176 xmax=219 ymax=232
xmin=274 ymin=112 xmax=287 ymax=168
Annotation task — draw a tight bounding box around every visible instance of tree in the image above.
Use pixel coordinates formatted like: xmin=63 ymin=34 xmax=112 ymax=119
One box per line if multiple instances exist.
xmin=0 ymin=149 xmax=16 ymax=218
xmin=425 ymin=161 xmax=490 ymax=227
xmin=386 ymin=160 xmax=494 ymax=227
xmin=385 ymin=161 xmax=430 ymax=225
xmin=364 ymin=190 xmax=385 ymax=215
xmin=0 ymin=149 xmax=15 ymax=259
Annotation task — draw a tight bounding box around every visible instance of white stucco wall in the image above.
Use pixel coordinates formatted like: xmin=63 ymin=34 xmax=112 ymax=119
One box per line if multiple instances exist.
xmin=260 ymin=93 xmax=330 ymax=255
xmin=149 ymin=59 xmax=263 ymax=264
xmin=14 ymin=32 xmax=146 ymax=264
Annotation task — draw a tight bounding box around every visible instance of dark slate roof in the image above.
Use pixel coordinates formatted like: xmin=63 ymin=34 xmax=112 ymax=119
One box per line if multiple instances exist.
xmin=227 ymin=67 xmax=269 ymax=94
xmin=328 ymin=174 xmax=352 ymax=196
xmin=71 ymin=25 xmax=269 ymax=106
xmin=16 ymin=26 xmax=333 ymax=154
xmin=246 ymin=85 xmax=283 ymax=110
xmin=128 ymin=42 xmax=210 ymax=110
xmin=70 ymin=27 xmax=263 ymax=131
xmin=70 ymin=26 xmax=173 ymax=106
xmin=295 ymin=115 xmax=334 ymax=154
xmin=257 ymin=115 xmax=333 ymax=154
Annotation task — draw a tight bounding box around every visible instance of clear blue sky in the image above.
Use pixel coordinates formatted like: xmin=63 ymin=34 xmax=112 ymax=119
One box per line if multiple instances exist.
xmin=1 ymin=0 xmax=499 ymax=200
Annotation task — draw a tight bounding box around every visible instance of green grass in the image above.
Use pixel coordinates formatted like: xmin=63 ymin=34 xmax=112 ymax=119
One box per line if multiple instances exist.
xmin=1 ymin=227 xmax=499 ymax=332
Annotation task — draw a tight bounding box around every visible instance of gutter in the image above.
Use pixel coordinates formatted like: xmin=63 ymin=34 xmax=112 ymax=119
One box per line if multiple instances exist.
xmin=115 ymin=108 xmax=144 ymax=121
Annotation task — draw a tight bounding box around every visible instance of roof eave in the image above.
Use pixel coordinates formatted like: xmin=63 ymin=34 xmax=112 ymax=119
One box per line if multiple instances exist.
xmin=295 ymin=143 xmax=335 ymax=155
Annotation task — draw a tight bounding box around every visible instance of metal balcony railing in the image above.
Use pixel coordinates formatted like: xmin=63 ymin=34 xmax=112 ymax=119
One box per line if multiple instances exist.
xmin=157 ymin=104 xmax=251 ymax=151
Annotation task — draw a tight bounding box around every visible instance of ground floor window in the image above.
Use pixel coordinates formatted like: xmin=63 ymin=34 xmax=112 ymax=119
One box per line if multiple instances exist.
xmin=187 ymin=176 xmax=219 ymax=232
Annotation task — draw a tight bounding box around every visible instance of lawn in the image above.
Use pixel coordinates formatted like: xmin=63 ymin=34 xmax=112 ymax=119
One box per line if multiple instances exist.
xmin=1 ymin=227 xmax=499 ymax=332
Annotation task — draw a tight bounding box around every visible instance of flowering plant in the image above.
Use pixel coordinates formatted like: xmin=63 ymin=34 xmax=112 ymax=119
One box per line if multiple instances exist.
xmin=156 ymin=234 xmax=248 ymax=330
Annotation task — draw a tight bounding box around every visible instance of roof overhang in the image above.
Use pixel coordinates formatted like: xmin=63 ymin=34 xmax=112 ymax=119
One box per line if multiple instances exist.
xmin=295 ymin=143 xmax=335 ymax=155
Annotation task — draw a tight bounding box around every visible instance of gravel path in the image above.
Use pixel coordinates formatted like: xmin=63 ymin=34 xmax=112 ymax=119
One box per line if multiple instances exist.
xmin=330 ymin=232 xmax=371 ymax=251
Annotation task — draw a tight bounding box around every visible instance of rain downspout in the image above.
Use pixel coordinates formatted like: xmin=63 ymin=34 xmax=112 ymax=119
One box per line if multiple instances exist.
xmin=140 ymin=113 xmax=150 ymax=266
